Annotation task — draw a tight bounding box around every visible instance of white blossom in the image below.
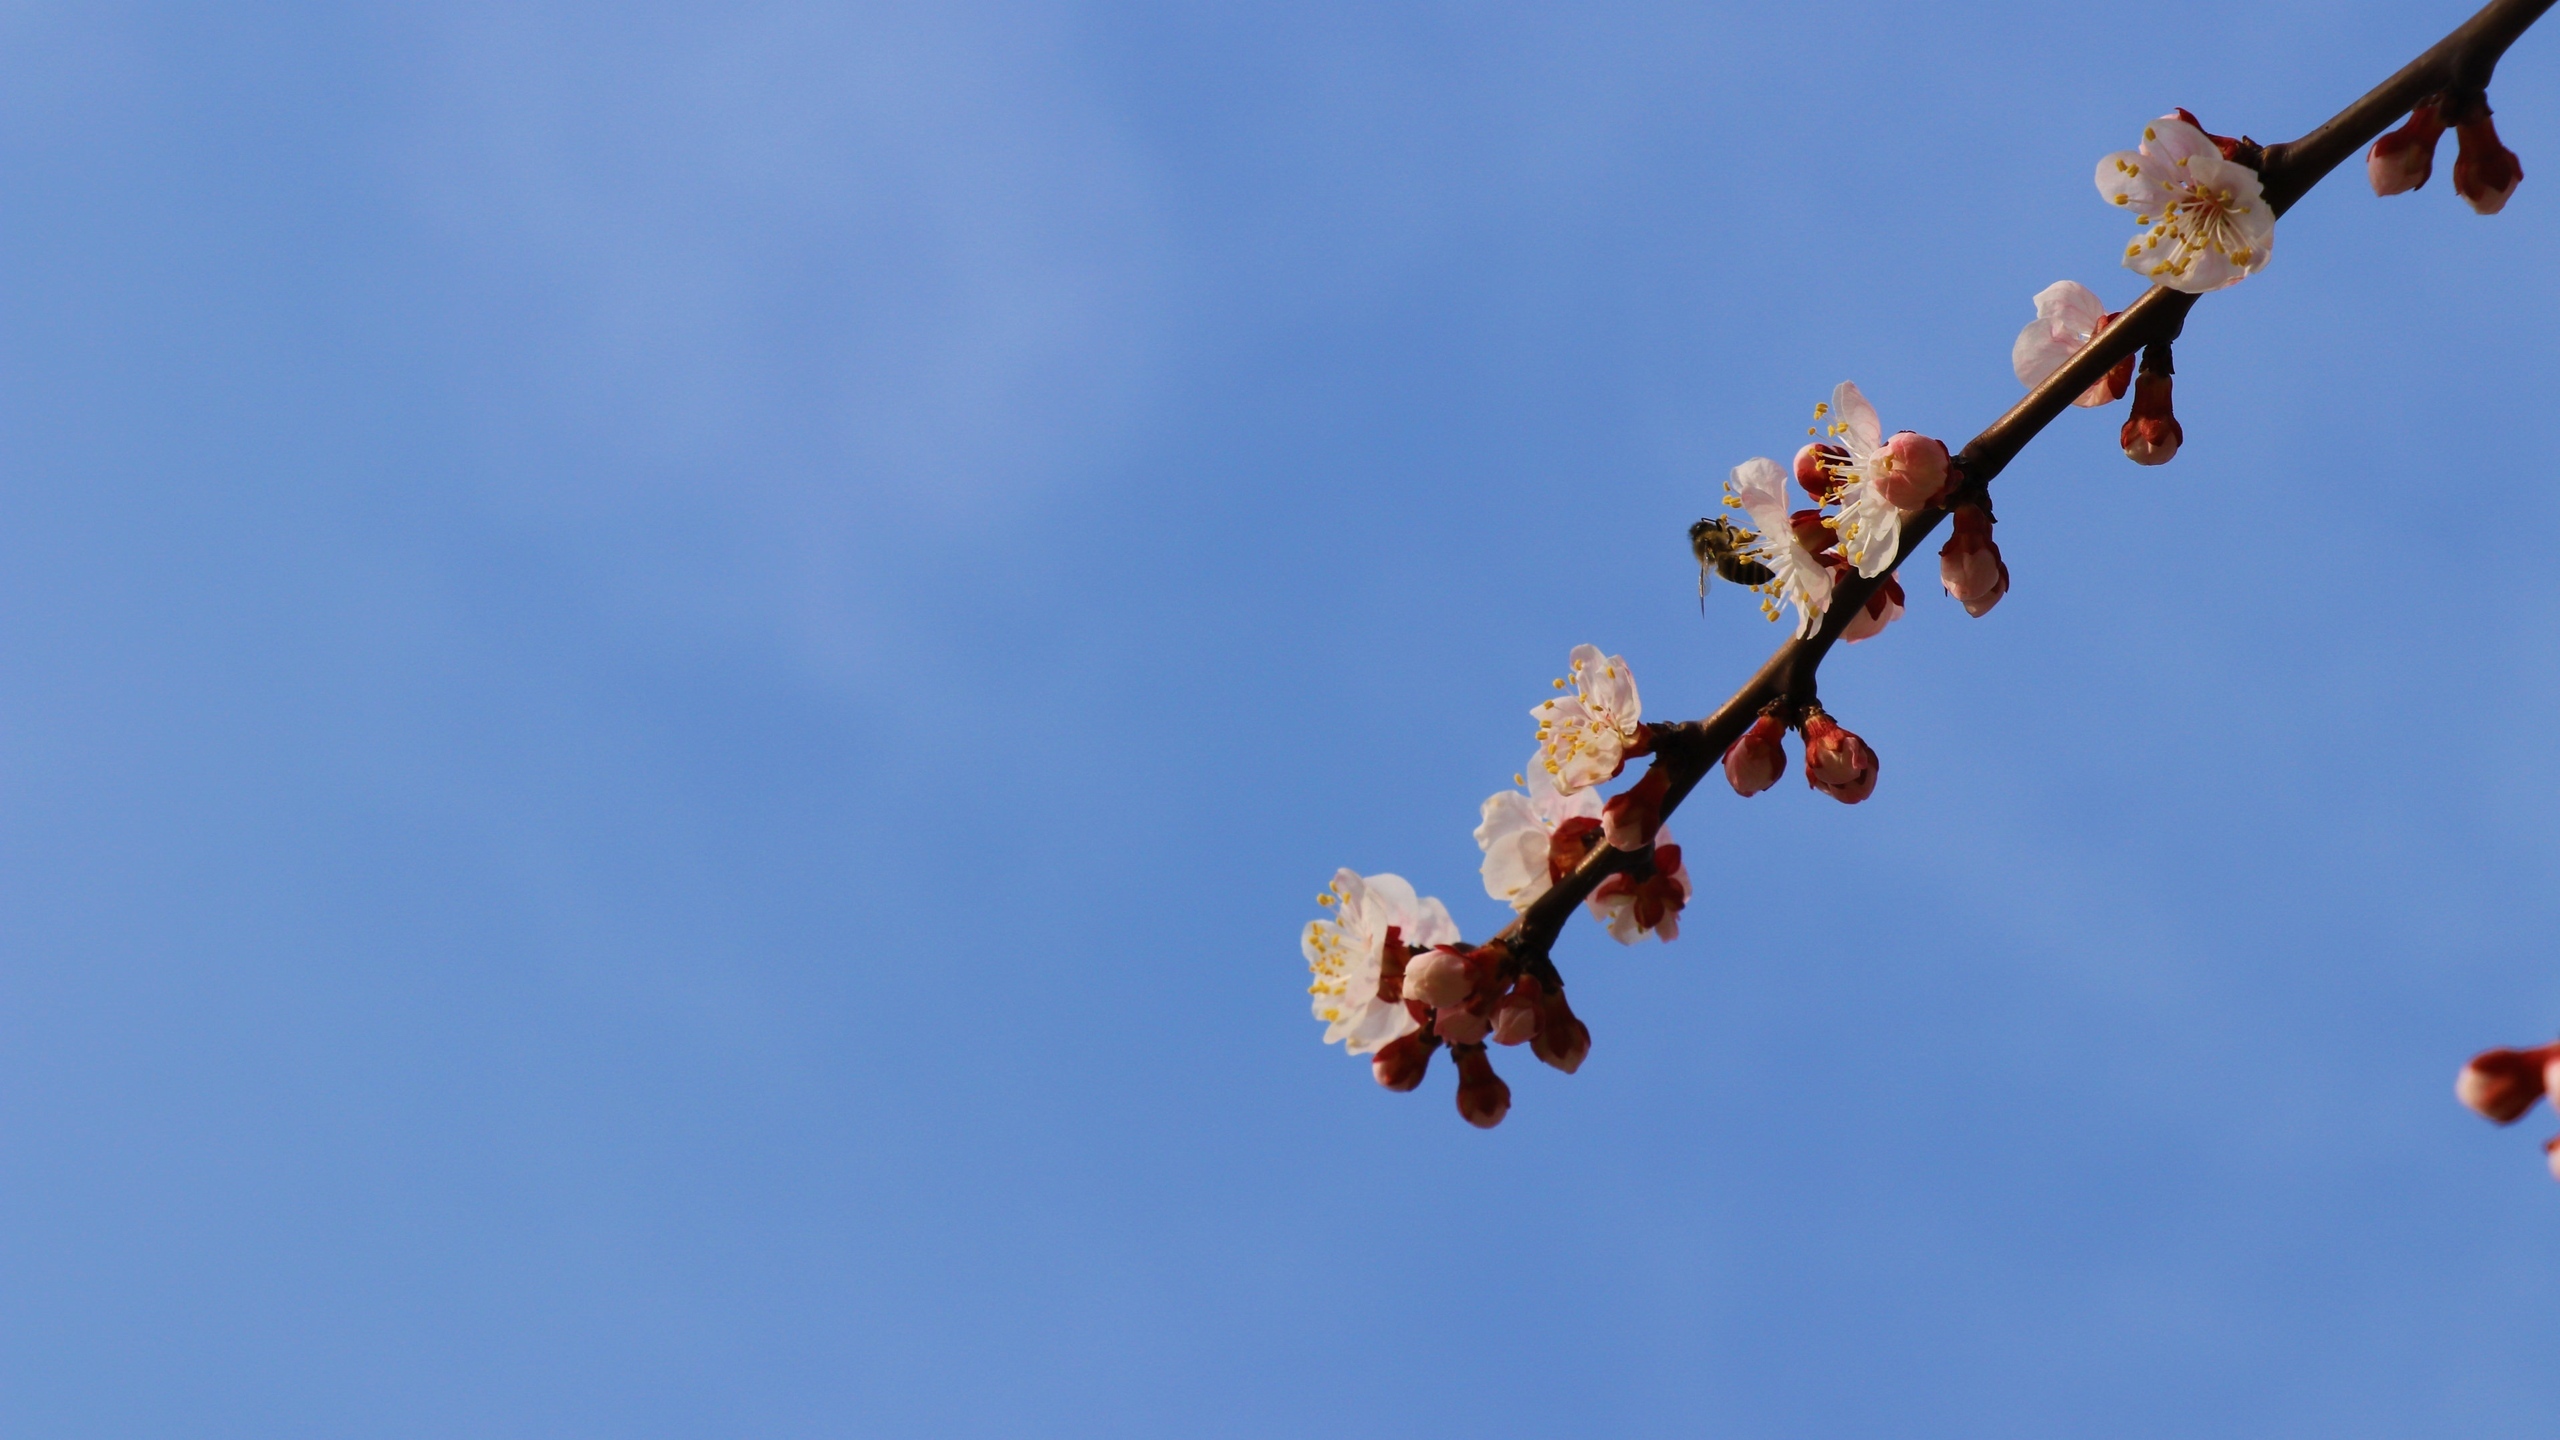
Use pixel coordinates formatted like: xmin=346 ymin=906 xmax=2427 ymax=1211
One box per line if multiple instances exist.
xmin=2097 ymin=114 xmax=2273 ymax=293
xmin=1303 ymin=869 xmax=1457 ymax=1055
xmin=1724 ymin=457 xmax=1834 ymax=637
xmin=1811 ymin=381 xmax=1947 ymax=579
xmin=1474 ymin=764 xmax=1605 ymax=912
xmin=2012 ymin=281 xmax=2129 ymax=407
xmin=1531 ymin=644 xmax=1642 ymax=793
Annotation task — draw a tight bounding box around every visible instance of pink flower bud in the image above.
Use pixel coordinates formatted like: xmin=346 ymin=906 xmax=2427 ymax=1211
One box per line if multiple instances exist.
xmin=1724 ymin=713 xmax=1788 ymax=797
xmin=2453 ymin=109 xmax=2523 ymax=214
xmin=1452 ymin=1046 xmax=1512 ymax=1128
xmin=1603 ymin=765 xmax=1669 ymax=852
xmin=1530 ymin=986 xmax=1590 ymax=1074
xmin=1405 ymin=946 xmax=1476 ymax=1009
xmin=2368 ymin=102 xmax=2447 ymax=195
xmin=1435 ymin=1003 xmax=1493 ymax=1046
xmin=2546 ymin=1134 xmax=2560 ymax=1183
xmin=2120 ymin=372 xmax=2181 ymax=466
xmin=1938 ymin=506 xmax=2009 ymax=618
xmin=1492 ymin=978 xmax=1541 ymax=1046
xmin=1874 ymin=431 xmax=1951 ymax=511
xmin=1801 ymin=714 xmax=1878 ymax=804
xmin=1839 ymin=572 xmax=1905 ymax=644
xmin=1371 ymin=1031 xmax=1435 ymax=1092
xmin=1794 ymin=443 xmax=1847 ymax=503
xmin=2457 ymin=1045 xmax=2556 ymax=1124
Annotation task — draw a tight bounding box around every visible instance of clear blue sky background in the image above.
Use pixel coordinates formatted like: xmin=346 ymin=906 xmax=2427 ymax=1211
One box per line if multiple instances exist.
xmin=2 ymin=1 xmax=2556 ymax=1434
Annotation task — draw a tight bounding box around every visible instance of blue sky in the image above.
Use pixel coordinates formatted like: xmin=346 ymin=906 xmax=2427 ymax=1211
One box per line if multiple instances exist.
xmin=2 ymin=1 xmax=2557 ymax=1434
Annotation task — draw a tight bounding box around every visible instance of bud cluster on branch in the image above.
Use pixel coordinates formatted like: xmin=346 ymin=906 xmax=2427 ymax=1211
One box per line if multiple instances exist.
xmin=1301 ymin=0 xmax=2557 ymax=1154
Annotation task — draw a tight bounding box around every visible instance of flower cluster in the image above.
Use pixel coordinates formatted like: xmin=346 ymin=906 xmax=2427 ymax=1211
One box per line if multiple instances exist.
xmin=1720 ymin=705 xmax=1879 ymax=805
xmin=2457 ymin=1042 xmax=2560 ymax=1180
xmin=1714 ymin=381 xmax=1954 ymax=639
xmin=2371 ymin=94 xmax=2524 ymax=213
xmin=1306 ymin=646 xmax=1694 ymax=1126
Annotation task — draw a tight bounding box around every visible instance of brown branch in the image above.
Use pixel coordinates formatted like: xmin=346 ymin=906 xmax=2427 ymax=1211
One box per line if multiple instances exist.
xmin=1488 ymin=0 xmax=2553 ymax=974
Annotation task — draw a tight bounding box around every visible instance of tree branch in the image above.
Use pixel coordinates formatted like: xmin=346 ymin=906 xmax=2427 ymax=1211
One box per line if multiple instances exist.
xmin=1489 ymin=0 xmax=2552 ymax=974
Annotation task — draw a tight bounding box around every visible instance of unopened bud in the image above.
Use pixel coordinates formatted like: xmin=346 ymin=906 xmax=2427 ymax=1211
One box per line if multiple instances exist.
xmin=2121 ymin=372 xmax=2181 ymax=466
xmin=1452 ymin=1045 xmax=1512 ymax=1129
xmin=2547 ymin=1134 xmax=2560 ymax=1183
xmin=2453 ymin=108 xmax=2523 ymax=214
xmin=1801 ymin=713 xmax=1878 ymax=804
xmin=1371 ymin=1031 xmax=1435 ymax=1092
xmin=1435 ymin=1003 xmax=1493 ymax=1046
xmin=1405 ymin=946 xmax=1476 ymax=1008
xmin=1839 ymin=572 xmax=1905 ymax=644
xmin=1794 ymin=443 xmax=1847 ymax=502
xmin=1492 ymin=984 xmax=1541 ymax=1046
xmin=1939 ymin=506 xmax=2009 ymax=618
xmin=1874 ymin=431 xmax=1951 ymax=511
xmin=2457 ymin=1045 xmax=2555 ymax=1124
xmin=2368 ymin=102 xmax=2447 ymax=195
xmin=1724 ymin=713 xmax=1789 ymax=797
xmin=1530 ymin=986 xmax=1590 ymax=1074
xmin=1603 ymin=765 xmax=1669 ymax=851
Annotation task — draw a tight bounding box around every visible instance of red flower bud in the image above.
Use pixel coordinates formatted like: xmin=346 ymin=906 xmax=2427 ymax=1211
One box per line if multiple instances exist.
xmin=2458 ymin=1045 xmax=2557 ymax=1124
xmin=2121 ymin=371 xmax=2181 ymax=466
xmin=1939 ymin=506 xmax=2009 ymax=617
xmin=1371 ymin=1031 xmax=1436 ymax=1091
xmin=1452 ymin=1045 xmax=1512 ymax=1129
xmin=1603 ymin=765 xmax=1669 ymax=852
xmin=1530 ymin=985 xmax=1590 ymax=1074
xmin=1546 ymin=815 xmax=1604 ymax=886
xmin=2453 ymin=108 xmax=2523 ymax=214
xmin=1724 ymin=713 xmax=1789 ymax=797
xmin=2368 ymin=102 xmax=2447 ymax=195
xmin=1801 ymin=714 xmax=1878 ymax=804
xmin=2546 ymin=1134 xmax=2560 ymax=1183
xmin=1794 ymin=443 xmax=1848 ymax=503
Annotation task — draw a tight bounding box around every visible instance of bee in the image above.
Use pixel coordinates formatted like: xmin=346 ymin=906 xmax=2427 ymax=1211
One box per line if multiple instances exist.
xmin=1689 ymin=516 xmax=1773 ymax=611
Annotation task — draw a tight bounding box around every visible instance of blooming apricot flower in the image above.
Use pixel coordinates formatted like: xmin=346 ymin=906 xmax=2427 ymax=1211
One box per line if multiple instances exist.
xmin=1475 ymin=764 xmax=1606 ymax=912
xmin=1725 ymin=457 xmax=1833 ymax=636
xmin=1303 ymin=869 xmax=1458 ymax=1055
xmin=1808 ymin=382 xmax=1949 ymax=578
xmin=2013 ymin=281 xmax=2133 ymax=407
xmin=2097 ymin=113 xmax=2273 ymax=293
xmin=1532 ymin=645 xmax=1643 ymax=793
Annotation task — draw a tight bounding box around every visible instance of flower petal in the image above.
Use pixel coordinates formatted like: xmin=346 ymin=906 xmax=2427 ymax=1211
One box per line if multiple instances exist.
xmin=1831 ymin=381 xmax=1881 ymax=452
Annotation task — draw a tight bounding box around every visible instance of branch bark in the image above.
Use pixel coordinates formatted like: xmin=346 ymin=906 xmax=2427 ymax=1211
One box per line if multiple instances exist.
xmin=1490 ymin=0 xmax=2553 ymax=971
